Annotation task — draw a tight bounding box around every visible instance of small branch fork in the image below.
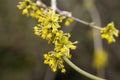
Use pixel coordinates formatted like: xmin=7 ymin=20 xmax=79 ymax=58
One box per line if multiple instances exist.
xmin=56 ymin=8 xmax=101 ymax=30
xmin=36 ymin=0 xmax=102 ymax=30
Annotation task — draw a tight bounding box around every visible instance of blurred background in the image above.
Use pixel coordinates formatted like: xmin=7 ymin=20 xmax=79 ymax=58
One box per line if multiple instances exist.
xmin=0 ymin=0 xmax=120 ymax=80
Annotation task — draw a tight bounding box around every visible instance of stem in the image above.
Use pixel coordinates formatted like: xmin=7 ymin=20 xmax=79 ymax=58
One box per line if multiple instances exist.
xmin=56 ymin=8 xmax=101 ymax=30
xmin=63 ymin=56 xmax=106 ymax=80
xmin=51 ymin=0 xmax=56 ymax=13
xmin=35 ymin=1 xmax=102 ymax=30
xmin=70 ymin=16 xmax=89 ymax=26
xmin=89 ymin=23 xmax=101 ymax=30
xmin=50 ymin=1 xmax=104 ymax=79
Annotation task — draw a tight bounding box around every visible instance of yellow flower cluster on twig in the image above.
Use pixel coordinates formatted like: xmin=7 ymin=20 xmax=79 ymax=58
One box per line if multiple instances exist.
xmin=44 ymin=51 xmax=65 ymax=72
xmin=93 ymin=50 xmax=108 ymax=69
xmin=17 ymin=0 xmax=77 ymax=73
xmin=17 ymin=0 xmax=119 ymax=75
xmin=101 ymin=22 xmax=119 ymax=44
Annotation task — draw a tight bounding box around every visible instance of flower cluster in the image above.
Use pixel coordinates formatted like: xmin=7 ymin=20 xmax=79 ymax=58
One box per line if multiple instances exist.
xmin=17 ymin=0 xmax=77 ymax=73
xmin=93 ymin=50 xmax=108 ymax=69
xmin=44 ymin=51 xmax=65 ymax=72
xmin=101 ymin=22 xmax=119 ymax=44
xmin=65 ymin=18 xmax=74 ymax=26
xmin=34 ymin=9 xmax=77 ymax=73
xmin=17 ymin=0 xmax=44 ymax=18
xmin=18 ymin=0 xmax=120 ymax=74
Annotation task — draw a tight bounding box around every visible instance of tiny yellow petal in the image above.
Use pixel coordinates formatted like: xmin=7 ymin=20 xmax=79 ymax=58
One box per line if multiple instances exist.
xmin=61 ymin=68 xmax=66 ymax=73
xmin=22 ymin=9 xmax=28 ymax=15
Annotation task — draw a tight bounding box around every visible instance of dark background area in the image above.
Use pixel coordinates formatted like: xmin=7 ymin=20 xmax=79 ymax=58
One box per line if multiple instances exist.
xmin=0 ymin=0 xmax=120 ymax=80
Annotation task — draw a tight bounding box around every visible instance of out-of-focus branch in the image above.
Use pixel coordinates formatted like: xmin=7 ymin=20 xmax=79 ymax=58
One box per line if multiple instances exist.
xmin=83 ymin=0 xmax=103 ymax=53
xmin=84 ymin=0 xmax=106 ymax=78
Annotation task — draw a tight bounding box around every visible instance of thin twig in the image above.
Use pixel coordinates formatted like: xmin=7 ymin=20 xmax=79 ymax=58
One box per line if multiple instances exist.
xmin=63 ymin=56 xmax=106 ymax=80
xmin=56 ymin=8 xmax=101 ymax=30
xmin=35 ymin=1 xmax=102 ymax=30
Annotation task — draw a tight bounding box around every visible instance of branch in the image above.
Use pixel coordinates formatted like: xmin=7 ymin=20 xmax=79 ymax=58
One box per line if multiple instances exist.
xmin=63 ymin=56 xmax=106 ymax=80
xmin=51 ymin=0 xmax=105 ymax=79
xmin=36 ymin=0 xmax=101 ymax=30
xmin=51 ymin=0 xmax=57 ymax=13
xmin=56 ymin=8 xmax=101 ymax=30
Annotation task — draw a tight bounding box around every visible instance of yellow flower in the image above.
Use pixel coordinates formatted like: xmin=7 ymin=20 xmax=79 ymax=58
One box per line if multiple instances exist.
xmin=93 ymin=50 xmax=108 ymax=69
xmin=65 ymin=18 xmax=74 ymax=26
xmin=56 ymin=52 xmax=63 ymax=58
xmin=52 ymin=28 xmax=58 ymax=33
xmin=34 ymin=26 xmax=41 ymax=36
xmin=46 ymin=33 xmax=53 ymax=39
xmin=22 ymin=8 xmax=29 ymax=15
xmin=56 ymin=31 xmax=63 ymax=37
xmin=101 ymin=22 xmax=119 ymax=43
xmin=31 ymin=9 xmax=42 ymax=18
xmin=44 ymin=51 xmax=66 ymax=73
xmin=17 ymin=0 xmax=78 ymax=73
xmin=61 ymin=68 xmax=66 ymax=73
